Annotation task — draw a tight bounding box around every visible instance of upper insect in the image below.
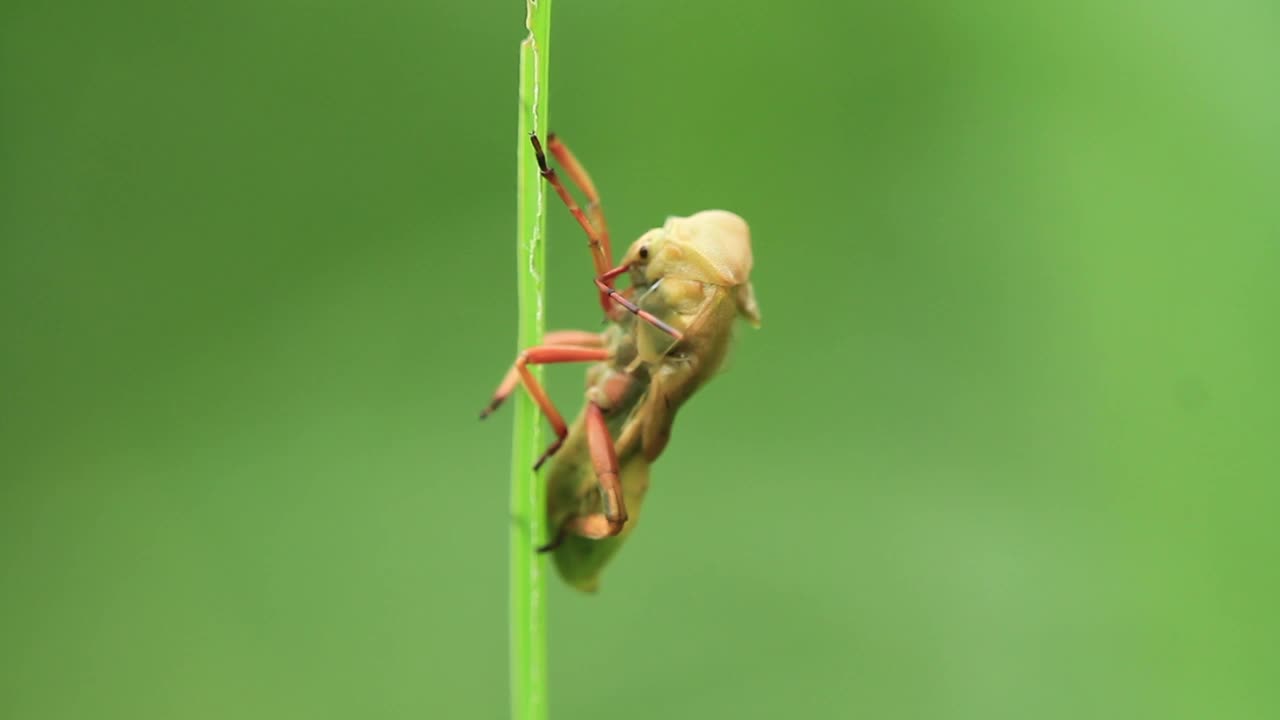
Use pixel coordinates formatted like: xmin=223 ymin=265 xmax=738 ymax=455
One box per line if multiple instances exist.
xmin=480 ymin=132 xmax=760 ymax=590
xmin=622 ymin=210 xmax=761 ymax=328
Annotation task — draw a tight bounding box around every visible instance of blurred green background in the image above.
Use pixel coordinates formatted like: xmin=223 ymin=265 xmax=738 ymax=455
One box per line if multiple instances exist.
xmin=2 ymin=1 xmax=1277 ymax=717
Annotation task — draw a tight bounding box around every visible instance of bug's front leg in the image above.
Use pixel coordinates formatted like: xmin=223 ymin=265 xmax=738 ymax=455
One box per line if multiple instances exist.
xmin=594 ymin=266 xmax=684 ymax=341
xmin=546 ymin=133 xmax=611 ymax=262
xmin=530 ymin=134 xmax=618 ymax=317
xmin=479 ymin=342 xmax=611 ymax=469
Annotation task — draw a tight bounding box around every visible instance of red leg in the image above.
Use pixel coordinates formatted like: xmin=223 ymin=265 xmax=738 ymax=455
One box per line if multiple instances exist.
xmin=480 ymin=331 xmax=603 ymax=421
xmin=479 ymin=345 xmax=611 ymax=468
xmin=575 ymin=401 xmax=627 ymax=536
xmin=547 ymin=133 xmax=611 ymax=264
xmin=539 ymin=402 xmax=626 ymax=552
xmin=594 ymin=265 xmax=684 ymax=341
xmin=530 ymin=134 xmax=616 ymax=315
xmin=539 ymin=329 xmax=605 ymax=348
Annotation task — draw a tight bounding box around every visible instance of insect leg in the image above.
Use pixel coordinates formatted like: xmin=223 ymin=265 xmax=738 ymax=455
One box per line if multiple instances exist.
xmin=538 ymin=329 xmax=606 ymax=348
xmin=594 ymin=269 xmax=685 ymax=341
xmin=562 ymin=401 xmax=628 ymax=540
xmin=530 ymin=134 xmax=616 ymax=315
xmin=481 ymin=331 xmax=604 ymax=419
xmin=478 ymin=345 xmax=612 ymax=469
xmin=546 ymin=133 xmax=612 ymax=264
xmin=536 ymin=524 xmax=569 ymax=554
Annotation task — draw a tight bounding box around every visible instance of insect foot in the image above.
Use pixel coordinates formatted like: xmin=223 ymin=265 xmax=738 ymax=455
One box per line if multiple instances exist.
xmin=576 ymin=513 xmax=627 ymax=539
xmin=478 ymin=398 xmax=502 ymax=419
xmin=532 ymin=438 xmax=565 ymax=470
xmin=536 ymin=524 xmax=568 ymax=554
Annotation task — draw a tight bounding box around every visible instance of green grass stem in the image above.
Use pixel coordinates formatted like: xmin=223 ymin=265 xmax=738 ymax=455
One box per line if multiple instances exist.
xmin=511 ymin=1 xmax=551 ymax=719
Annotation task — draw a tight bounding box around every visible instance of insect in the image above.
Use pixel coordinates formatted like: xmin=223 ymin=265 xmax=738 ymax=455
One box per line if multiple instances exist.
xmin=481 ymin=133 xmax=760 ymax=592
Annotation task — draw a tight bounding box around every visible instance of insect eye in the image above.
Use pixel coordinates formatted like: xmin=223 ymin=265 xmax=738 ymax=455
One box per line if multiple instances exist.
xmin=638 ymin=246 xmax=649 ymax=260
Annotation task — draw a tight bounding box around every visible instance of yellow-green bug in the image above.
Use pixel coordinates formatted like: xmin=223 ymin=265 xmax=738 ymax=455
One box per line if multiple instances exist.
xmin=481 ymin=133 xmax=760 ymax=591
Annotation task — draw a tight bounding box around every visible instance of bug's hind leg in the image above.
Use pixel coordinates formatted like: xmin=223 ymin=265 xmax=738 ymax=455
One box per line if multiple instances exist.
xmin=479 ymin=343 xmax=610 ymax=468
xmin=558 ymin=402 xmax=629 ymax=544
xmin=536 ymin=524 xmax=568 ymax=554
